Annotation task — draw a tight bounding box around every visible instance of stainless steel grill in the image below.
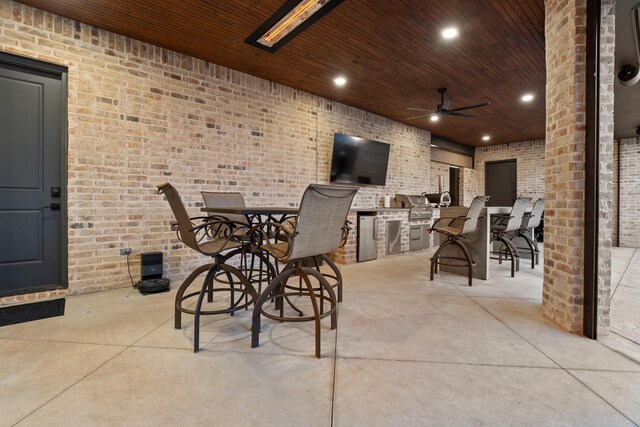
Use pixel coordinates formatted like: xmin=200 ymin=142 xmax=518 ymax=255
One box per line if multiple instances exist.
xmin=423 ymin=191 xmax=452 ymax=207
xmin=394 ymin=194 xmax=433 ymax=221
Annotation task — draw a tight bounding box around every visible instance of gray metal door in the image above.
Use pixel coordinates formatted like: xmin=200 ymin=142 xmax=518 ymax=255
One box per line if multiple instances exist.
xmin=485 ymin=160 xmax=517 ymax=206
xmin=0 ymin=53 xmax=67 ymax=297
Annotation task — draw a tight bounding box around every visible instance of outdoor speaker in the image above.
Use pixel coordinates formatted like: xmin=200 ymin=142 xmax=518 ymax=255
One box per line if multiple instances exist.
xmin=138 ymin=252 xmax=170 ymax=294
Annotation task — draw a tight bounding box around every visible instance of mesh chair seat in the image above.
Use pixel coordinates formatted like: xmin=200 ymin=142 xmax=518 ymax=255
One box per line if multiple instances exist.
xmin=434 ymin=226 xmax=463 ymax=236
xmin=266 ymin=242 xmax=290 ymax=259
xmin=198 ymin=239 xmax=242 ymax=255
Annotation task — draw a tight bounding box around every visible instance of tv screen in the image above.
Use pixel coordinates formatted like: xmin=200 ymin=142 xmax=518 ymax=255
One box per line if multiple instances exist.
xmin=330 ymin=133 xmax=390 ymax=186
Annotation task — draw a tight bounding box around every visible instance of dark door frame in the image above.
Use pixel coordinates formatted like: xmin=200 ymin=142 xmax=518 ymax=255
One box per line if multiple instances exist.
xmin=0 ymin=51 xmax=69 ymax=296
xmin=484 ymin=159 xmax=517 ymax=206
xmin=583 ymin=0 xmax=601 ymax=339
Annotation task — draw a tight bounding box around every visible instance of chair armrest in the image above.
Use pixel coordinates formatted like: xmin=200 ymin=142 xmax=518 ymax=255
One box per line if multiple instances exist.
xmin=248 ymin=221 xmax=298 ymax=259
xmin=339 ymin=219 xmax=353 ymax=248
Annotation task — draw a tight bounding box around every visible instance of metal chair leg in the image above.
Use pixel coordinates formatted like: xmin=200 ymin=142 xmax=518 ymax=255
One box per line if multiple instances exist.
xmin=175 ymin=263 xmax=214 ymax=330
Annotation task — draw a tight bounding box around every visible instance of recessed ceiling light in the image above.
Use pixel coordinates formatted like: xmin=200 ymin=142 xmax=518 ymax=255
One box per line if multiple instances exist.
xmin=521 ymin=93 xmax=534 ymax=102
xmin=430 ymin=114 xmax=440 ymax=122
xmin=333 ymin=76 xmax=347 ymax=87
xmin=441 ymin=27 xmax=459 ymax=40
xmin=482 ymin=135 xmax=490 ymax=141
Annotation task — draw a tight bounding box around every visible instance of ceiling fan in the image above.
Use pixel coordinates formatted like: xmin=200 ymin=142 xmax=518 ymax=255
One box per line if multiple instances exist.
xmin=404 ymin=87 xmax=490 ymax=122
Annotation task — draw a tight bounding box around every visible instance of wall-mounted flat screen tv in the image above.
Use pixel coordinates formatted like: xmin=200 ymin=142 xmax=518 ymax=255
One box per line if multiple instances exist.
xmin=330 ymin=133 xmax=390 ymax=186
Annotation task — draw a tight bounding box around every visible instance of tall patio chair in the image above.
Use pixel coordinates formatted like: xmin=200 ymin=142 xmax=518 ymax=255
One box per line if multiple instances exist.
xmin=511 ymin=197 xmax=544 ymax=268
xmin=490 ymin=196 xmax=532 ymax=277
xmin=157 ymin=183 xmax=258 ymax=352
xmin=429 ymin=196 xmax=489 ymax=286
xmin=250 ymin=184 xmax=358 ymax=358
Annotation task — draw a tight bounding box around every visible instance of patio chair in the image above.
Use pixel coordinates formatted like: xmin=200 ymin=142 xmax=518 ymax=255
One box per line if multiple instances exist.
xmin=250 ymin=183 xmax=358 ymax=358
xmin=157 ymin=183 xmax=258 ymax=352
xmin=511 ymin=197 xmax=544 ymax=268
xmin=490 ymin=196 xmax=532 ymax=277
xmin=429 ymin=196 xmax=489 ymax=286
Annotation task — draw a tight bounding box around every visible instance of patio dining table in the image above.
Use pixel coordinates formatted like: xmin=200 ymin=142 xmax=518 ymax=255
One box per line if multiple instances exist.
xmin=200 ymin=206 xmax=298 ymax=224
xmin=199 ymin=206 xmax=299 ymax=292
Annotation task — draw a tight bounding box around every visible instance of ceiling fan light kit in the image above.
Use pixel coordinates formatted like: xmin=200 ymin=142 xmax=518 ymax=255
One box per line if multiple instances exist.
xmin=404 ymin=87 xmax=490 ymax=121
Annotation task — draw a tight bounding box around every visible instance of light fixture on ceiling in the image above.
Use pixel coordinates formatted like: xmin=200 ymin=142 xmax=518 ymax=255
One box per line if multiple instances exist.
xmin=430 ymin=114 xmax=440 ymax=122
xmin=333 ymin=76 xmax=346 ymax=86
xmin=441 ymin=27 xmax=459 ymax=40
xmin=482 ymin=135 xmax=490 ymax=141
xmin=521 ymin=93 xmax=534 ymax=102
xmin=246 ymin=0 xmax=346 ymax=53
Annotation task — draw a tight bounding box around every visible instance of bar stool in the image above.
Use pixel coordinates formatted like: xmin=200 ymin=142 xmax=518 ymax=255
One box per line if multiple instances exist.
xmin=429 ymin=196 xmax=488 ymax=286
xmin=157 ymin=183 xmax=258 ymax=352
xmin=511 ymin=197 xmax=544 ymax=269
xmin=250 ymin=184 xmax=358 ymax=358
xmin=490 ymin=196 xmax=531 ymax=277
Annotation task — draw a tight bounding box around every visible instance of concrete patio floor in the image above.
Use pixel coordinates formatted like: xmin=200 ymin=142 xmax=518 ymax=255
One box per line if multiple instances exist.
xmin=1 ymin=248 xmax=639 ymax=426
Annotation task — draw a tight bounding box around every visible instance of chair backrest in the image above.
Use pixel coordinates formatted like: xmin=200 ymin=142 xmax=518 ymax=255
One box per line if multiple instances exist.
xmin=522 ymin=197 xmax=544 ymax=229
xmin=286 ymin=184 xmax=358 ymax=261
xmin=201 ymin=191 xmax=247 ymax=224
xmin=461 ymin=196 xmax=489 ymax=235
xmin=157 ymin=183 xmax=199 ymax=251
xmin=504 ymin=196 xmax=532 ymax=232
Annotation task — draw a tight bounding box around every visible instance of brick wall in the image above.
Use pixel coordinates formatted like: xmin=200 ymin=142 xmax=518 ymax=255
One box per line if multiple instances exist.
xmin=544 ymin=0 xmax=587 ymax=333
xmin=613 ymin=141 xmax=619 ymax=246
xmin=0 ymin=1 xmax=431 ymax=303
xmin=597 ymin=0 xmax=615 ymax=332
xmin=619 ymin=137 xmax=640 ymax=247
xmin=474 ymin=140 xmax=546 ymax=201
xmin=460 ymin=166 xmax=478 ymax=207
xmin=429 ymin=161 xmax=450 ymax=193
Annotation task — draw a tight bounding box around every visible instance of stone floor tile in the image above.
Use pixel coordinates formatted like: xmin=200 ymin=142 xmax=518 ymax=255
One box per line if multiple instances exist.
xmin=333 ymin=358 xmax=633 ymax=427
xmin=475 ymin=297 xmax=640 ymax=372
xmin=337 ymin=292 xmax=555 ymax=367
xmin=0 ymin=287 xmax=175 ymax=345
xmin=0 ymin=339 xmax=124 ymax=426
xmin=570 ymin=370 xmax=640 ymax=426
xmin=610 ymin=286 xmax=640 ymax=346
xmin=18 ymin=347 xmax=334 ymax=427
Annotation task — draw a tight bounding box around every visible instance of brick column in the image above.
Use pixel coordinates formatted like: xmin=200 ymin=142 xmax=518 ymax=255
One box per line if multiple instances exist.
xmin=597 ymin=0 xmax=615 ymax=333
xmin=543 ymin=0 xmax=588 ymax=332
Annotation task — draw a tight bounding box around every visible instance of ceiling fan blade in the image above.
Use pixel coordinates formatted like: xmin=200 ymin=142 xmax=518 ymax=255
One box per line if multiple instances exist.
xmin=449 ymin=102 xmax=491 ymax=112
xmin=405 ymin=114 xmax=431 ymax=120
xmin=403 ymin=107 xmax=431 ymax=112
xmin=442 ymin=97 xmax=453 ymax=111
xmin=448 ymin=112 xmax=477 ymax=118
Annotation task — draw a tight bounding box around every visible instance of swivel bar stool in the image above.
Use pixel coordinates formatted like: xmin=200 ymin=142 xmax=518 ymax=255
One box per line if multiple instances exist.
xmin=158 ymin=183 xmax=258 ymax=352
xmin=429 ymin=196 xmax=488 ymax=286
xmin=511 ymin=197 xmax=544 ymax=269
xmin=251 ymin=184 xmax=358 ymax=358
xmin=490 ymin=196 xmax=531 ymax=277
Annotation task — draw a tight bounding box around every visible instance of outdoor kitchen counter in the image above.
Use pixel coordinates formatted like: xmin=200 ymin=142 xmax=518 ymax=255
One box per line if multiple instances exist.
xmin=333 ymin=208 xmax=439 ymax=264
xmin=350 ymin=208 xmax=410 ymax=213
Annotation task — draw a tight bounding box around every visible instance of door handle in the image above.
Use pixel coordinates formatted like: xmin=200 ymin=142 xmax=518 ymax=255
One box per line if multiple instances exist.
xmin=372 ymin=218 xmax=379 ymax=240
xmin=43 ymin=203 xmax=61 ymax=211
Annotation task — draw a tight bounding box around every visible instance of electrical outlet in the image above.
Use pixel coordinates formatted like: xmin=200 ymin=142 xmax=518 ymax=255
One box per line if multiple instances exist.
xmin=120 ymin=248 xmax=132 ymax=256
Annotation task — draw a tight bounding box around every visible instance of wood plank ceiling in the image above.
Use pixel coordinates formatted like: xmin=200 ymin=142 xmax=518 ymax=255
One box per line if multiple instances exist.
xmin=20 ymin=0 xmax=546 ymax=147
